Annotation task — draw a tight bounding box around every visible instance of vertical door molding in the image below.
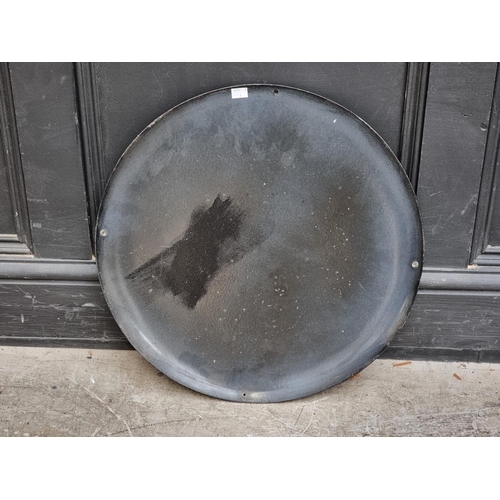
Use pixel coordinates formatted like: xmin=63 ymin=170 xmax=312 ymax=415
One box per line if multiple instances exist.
xmin=399 ymin=62 xmax=430 ymax=192
xmin=0 ymin=62 xmax=32 ymax=254
xmin=75 ymin=62 xmax=106 ymax=247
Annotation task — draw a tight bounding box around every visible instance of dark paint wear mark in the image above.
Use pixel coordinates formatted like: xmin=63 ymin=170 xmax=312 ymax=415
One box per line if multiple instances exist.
xmin=127 ymin=195 xmax=248 ymax=309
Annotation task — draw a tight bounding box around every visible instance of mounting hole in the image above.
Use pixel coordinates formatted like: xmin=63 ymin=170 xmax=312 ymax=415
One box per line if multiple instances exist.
xmin=100 ymin=228 xmax=108 ymax=237
xmin=480 ymin=123 xmax=488 ymax=131
xmin=242 ymin=392 xmax=247 ymax=398
xmin=273 ymin=89 xmax=279 ymax=95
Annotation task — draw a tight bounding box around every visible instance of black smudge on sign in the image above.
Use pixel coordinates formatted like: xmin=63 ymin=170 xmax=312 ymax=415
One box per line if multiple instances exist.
xmin=127 ymin=195 xmax=256 ymax=309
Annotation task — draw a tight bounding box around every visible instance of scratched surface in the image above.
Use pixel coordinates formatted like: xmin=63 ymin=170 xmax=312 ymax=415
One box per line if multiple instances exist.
xmin=0 ymin=346 xmax=499 ymax=437
xmin=0 ymin=280 xmax=127 ymax=346
xmin=9 ymin=63 xmax=92 ymax=259
xmin=417 ymin=62 xmax=497 ymax=268
xmin=2 ymin=283 xmax=500 ymax=361
xmin=0 ymin=152 xmax=16 ymax=235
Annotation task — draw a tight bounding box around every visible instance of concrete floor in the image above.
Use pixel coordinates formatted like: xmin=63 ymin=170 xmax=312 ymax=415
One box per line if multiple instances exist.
xmin=0 ymin=345 xmax=499 ymax=436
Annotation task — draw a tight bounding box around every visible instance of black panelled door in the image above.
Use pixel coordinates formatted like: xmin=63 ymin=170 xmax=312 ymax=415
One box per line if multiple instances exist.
xmin=0 ymin=62 xmax=499 ymax=362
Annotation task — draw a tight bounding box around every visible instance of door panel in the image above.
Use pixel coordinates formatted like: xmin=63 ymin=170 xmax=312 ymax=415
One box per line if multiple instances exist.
xmin=93 ymin=62 xmax=408 ymax=187
xmin=9 ymin=62 xmax=92 ymax=260
xmin=416 ymin=62 xmax=497 ymax=269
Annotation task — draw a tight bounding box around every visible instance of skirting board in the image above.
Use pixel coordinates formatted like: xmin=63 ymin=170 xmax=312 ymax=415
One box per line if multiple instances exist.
xmin=0 ymin=274 xmax=499 ymax=362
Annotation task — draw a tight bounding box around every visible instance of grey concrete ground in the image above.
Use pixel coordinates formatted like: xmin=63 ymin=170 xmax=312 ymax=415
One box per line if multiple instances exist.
xmin=0 ymin=345 xmax=499 ymax=436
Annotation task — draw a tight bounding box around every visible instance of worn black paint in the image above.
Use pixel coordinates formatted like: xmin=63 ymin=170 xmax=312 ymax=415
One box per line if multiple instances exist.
xmin=399 ymin=62 xmax=430 ymax=191
xmin=417 ymin=62 xmax=497 ymax=268
xmin=0 ymin=63 xmax=32 ymax=253
xmin=3 ymin=280 xmax=500 ymax=364
xmin=127 ymin=195 xmax=254 ymax=309
xmin=0 ymin=281 xmax=127 ymax=344
xmin=471 ymin=65 xmax=500 ymax=263
xmin=8 ymin=63 xmax=92 ymax=259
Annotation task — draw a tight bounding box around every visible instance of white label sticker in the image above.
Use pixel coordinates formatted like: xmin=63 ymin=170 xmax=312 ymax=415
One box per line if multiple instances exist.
xmin=231 ymin=87 xmax=248 ymax=99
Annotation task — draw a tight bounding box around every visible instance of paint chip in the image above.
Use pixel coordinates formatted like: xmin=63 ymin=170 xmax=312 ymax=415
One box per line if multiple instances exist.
xmin=393 ymin=361 xmax=412 ymax=367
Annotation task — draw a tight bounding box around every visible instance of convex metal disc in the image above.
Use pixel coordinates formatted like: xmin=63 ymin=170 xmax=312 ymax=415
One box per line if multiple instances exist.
xmin=96 ymin=85 xmax=423 ymax=403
